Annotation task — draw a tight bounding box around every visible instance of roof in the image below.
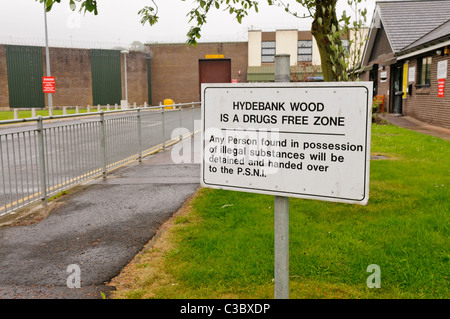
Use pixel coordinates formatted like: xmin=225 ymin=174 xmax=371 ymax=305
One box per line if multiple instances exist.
xmin=377 ymin=0 xmax=450 ymax=53
xmin=361 ymin=0 xmax=450 ymax=66
xmin=401 ymin=18 xmax=450 ymax=52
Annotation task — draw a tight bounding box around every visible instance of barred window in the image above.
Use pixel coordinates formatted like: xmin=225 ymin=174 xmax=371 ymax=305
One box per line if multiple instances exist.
xmin=261 ymin=41 xmax=276 ymax=63
xmin=298 ymin=40 xmax=312 ymax=62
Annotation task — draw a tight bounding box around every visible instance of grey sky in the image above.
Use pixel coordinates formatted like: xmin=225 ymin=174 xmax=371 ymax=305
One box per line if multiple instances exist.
xmin=0 ymin=0 xmax=375 ymax=49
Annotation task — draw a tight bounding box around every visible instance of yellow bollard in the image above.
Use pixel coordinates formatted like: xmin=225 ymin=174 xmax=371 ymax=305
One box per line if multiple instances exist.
xmin=163 ymin=99 xmax=174 ymax=110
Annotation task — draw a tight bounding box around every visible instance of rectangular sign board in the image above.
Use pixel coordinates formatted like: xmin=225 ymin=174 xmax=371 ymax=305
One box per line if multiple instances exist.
xmin=201 ymin=82 xmax=373 ymax=205
xmin=43 ymin=76 xmax=55 ymax=94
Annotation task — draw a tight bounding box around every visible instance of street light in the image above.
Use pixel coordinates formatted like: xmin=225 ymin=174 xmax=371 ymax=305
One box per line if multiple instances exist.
xmin=44 ymin=3 xmax=53 ymax=112
xmin=121 ymin=50 xmax=129 ymax=109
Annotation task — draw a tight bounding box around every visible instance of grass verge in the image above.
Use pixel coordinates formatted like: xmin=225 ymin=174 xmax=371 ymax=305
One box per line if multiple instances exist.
xmin=0 ymin=109 xmax=99 ymax=121
xmin=110 ymin=124 xmax=449 ymax=299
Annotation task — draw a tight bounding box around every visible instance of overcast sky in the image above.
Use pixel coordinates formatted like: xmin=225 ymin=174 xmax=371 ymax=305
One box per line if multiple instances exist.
xmin=0 ymin=0 xmax=376 ymax=49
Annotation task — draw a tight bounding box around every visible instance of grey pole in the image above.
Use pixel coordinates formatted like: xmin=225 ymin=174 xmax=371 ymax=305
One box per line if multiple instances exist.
xmin=100 ymin=111 xmax=107 ymax=178
xmin=121 ymin=50 xmax=129 ymax=105
xmin=274 ymin=54 xmax=290 ymax=299
xmin=44 ymin=3 xmax=53 ymax=111
xmin=37 ymin=116 xmax=47 ymax=207
xmin=137 ymin=107 xmax=142 ymax=162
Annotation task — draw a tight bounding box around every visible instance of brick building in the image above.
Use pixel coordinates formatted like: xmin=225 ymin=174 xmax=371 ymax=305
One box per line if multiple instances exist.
xmin=360 ymin=0 xmax=450 ymax=129
xmin=146 ymin=42 xmax=248 ymax=105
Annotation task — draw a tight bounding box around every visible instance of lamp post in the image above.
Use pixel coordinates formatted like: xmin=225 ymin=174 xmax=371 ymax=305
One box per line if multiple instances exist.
xmin=121 ymin=50 xmax=129 ymax=109
xmin=44 ymin=3 xmax=53 ymax=112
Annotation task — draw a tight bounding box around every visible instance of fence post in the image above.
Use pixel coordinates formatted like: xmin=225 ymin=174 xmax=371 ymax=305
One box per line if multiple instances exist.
xmin=191 ymin=102 xmax=195 ymax=137
xmin=100 ymin=111 xmax=107 ymax=178
xmin=161 ymin=102 xmax=166 ymax=150
xmin=137 ymin=107 xmax=142 ymax=162
xmin=179 ymin=104 xmax=183 ymax=140
xmin=37 ymin=116 xmax=47 ymax=207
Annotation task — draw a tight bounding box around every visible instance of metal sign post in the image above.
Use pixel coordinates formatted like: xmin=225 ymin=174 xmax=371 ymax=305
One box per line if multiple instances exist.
xmin=273 ymin=54 xmax=290 ymax=299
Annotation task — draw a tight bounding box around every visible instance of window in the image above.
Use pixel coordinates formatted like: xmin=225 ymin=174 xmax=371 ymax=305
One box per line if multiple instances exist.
xmin=261 ymin=41 xmax=276 ymax=63
xmin=298 ymin=40 xmax=312 ymax=62
xmin=419 ymin=56 xmax=432 ymax=85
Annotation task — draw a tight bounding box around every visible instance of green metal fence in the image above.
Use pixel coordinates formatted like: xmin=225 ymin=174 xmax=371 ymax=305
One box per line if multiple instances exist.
xmin=6 ymin=45 xmax=45 ymax=108
xmin=90 ymin=49 xmax=122 ymax=106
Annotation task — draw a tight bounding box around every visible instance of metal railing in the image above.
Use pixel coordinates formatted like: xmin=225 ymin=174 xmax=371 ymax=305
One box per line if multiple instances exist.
xmin=0 ymin=102 xmax=201 ymax=217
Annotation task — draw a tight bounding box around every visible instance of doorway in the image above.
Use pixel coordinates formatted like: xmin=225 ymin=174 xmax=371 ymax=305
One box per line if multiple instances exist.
xmin=199 ymin=59 xmax=231 ymax=98
xmin=391 ymin=64 xmax=403 ymax=115
xmin=369 ymin=63 xmax=378 ymax=97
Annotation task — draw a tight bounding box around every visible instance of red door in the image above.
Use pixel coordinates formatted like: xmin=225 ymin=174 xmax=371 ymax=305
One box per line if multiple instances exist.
xmin=199 ymin=59 xmax=231 ymax=98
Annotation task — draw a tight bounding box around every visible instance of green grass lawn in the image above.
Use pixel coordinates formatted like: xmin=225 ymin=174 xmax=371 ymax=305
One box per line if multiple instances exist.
xmin=111 ymin=124 xmax=449 ymax=299
xmin=0 ymin=108 xmax=104 ymax=121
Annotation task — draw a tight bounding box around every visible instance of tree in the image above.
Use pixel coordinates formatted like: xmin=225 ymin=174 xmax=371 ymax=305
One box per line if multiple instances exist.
xmin=37 ymin=0 xmax=368 ymax=81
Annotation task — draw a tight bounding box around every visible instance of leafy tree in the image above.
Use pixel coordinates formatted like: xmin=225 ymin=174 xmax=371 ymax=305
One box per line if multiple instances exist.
xmin=37 ymin=0 xmax=368 ymax=81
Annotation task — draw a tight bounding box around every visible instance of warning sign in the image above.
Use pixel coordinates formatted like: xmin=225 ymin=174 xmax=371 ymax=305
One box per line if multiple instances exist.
xmin=43 ymin=76 xmax=55 ymax=94
xmin=201 ymin=82 xmax=373 ymax=205
xmin=438 ymin=78 xmax=445 ymax=98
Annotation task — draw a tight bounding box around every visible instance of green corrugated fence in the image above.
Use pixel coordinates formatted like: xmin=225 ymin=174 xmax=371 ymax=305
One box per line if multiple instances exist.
xmin=6 ymin=45 xmax=45 ymax=108
xmin=90 ymin=49 xmax=122 ymax=106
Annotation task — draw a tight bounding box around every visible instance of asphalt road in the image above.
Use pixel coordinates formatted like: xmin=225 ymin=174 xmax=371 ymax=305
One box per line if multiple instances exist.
xmin=0 ymin=134 xmax=201 ymax=299
xmin=0 ymin=107 xmax=200 ymax=216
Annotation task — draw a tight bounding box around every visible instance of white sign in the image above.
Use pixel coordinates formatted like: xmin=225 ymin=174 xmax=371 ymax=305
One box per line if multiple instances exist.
xmin=408 ymin=67 xmax=416 ymax=83
xmin=201 ymin=82 xmax=373 ymax=205
xmin=437 ymin=60 xmax=448 ymax=79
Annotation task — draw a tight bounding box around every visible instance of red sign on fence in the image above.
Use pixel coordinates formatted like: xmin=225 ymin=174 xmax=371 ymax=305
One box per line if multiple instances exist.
xmin=43 ymin=76 xmax=55 ymax=94
xmin=438 ymin=78 xmax=445 ymax=98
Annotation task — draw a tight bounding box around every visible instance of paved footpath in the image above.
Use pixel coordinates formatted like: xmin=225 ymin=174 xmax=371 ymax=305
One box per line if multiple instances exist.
xmin=0 ymin=135 xmax=201 ymax=299
xmin=380 ymin=114 xmax=450 ymax=141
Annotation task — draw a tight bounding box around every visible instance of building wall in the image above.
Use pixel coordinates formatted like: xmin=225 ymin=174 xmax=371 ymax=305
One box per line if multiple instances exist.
xmin=0 ymin=45 xmax=9 ymax=107
xmin=312 ymin=37 xmax=321 ymax=66
xmin=43 ymin=47 xmax=92 ymax=107
xmin=121 ymin=51 xmax=149 ymax=107
xmin=360 ymin=52 xmax=395 ymax=112
xmin=402 ymin=53 xmax=450 ymax=129
xmin=276 ymin=30 xmax=298 ymax=66
xmin=147 ymin=42 xmax=248 ymax=105
xmin=361 ymin=42 xmax=450 ymax=129
xmin=249 ymin=29 xmax=320 ymax=67
xmin=248 ymin=30 xmax=262 ymax=67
